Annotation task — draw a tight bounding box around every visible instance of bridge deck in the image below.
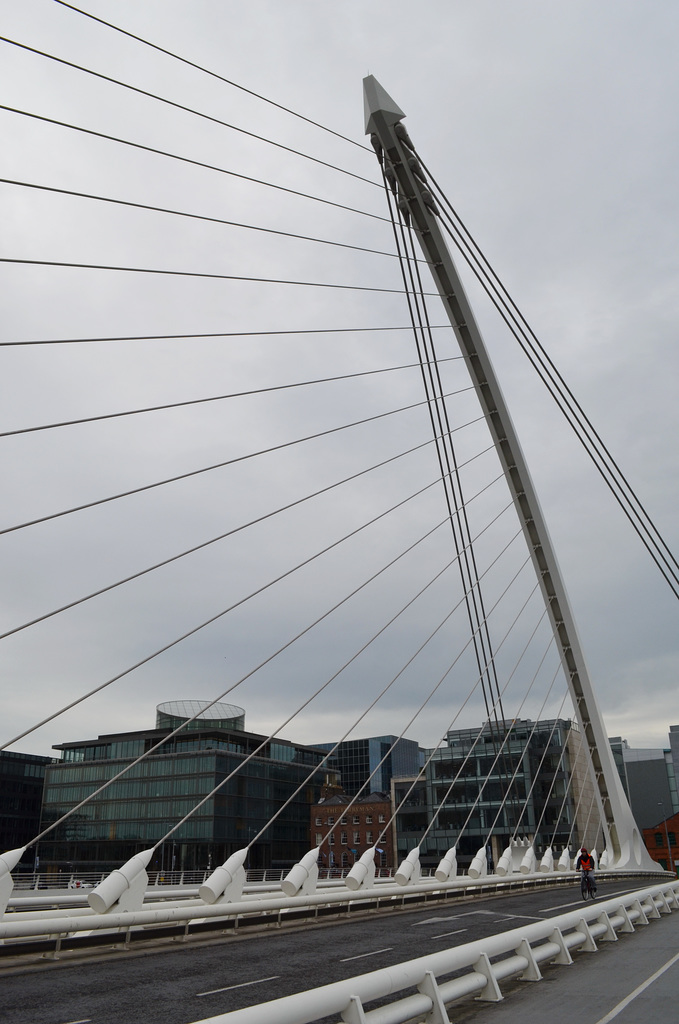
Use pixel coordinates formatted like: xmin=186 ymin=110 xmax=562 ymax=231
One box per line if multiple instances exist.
xmin=460 ymin=906 xmax=679 ymax=1024
xmin=2 ymin=880 xmax=677 ymax=1023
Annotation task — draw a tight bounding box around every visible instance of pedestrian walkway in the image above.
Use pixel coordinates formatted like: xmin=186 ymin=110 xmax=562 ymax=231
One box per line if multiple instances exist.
xmin=455 ymin=906 xmax=679 ymax=1023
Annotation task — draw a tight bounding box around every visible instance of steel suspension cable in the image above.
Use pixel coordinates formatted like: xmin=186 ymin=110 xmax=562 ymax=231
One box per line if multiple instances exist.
xmin=398 ymin=606 xmax=553 ymax=848
xmin=326 ymin=547 xmax=538 ymax=852
xmin=3 ymin=464 xmax=509 ymax=751
xmin=1 ymin=486 xmax=452 ymax=751
xmin=382 ymin=169 xmax=520 ymax=823
xmin=0 ymin=257 xmax=437 ymax=296
xmin=0 ymin=106 xmax=388 ymax=224
xmin=471 ymin=667 xmax=563 ymax=850
xmin=549 ymin=723 xmax=586 ymax=850
xmin=0 ymin=178 xmax=422 ymax=266
xmin=417 ymin=156 xmax=679 ymax=597
xmin=170 ymin=516 xmax=526 ymax=851
xmin=31 ymin=494 xmax=518 ymax=842
xmin=0 ymin=37 xmax=378 ymax=188
xmin=0 ymin=324 xmax=454 ymax=349
xmin=458 ymin=641 xmax=562 ymax=847
xmin=1 ymin=390 xmax=483 ymax=536
xmin=0 ymin=358 xmax=465 ymax=439
xmin=52 ymin=0 xmax=371 ymax=153
xmin=0 ymin=442 xmax=494 ymax=642
xmin=564 ymin=765 xmax=599 ymax=853
xmin=508 ymin=688 xmax=571 ymax=846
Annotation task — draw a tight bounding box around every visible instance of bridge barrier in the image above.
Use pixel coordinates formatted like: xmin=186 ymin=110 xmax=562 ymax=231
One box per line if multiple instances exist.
xmin=189 ymin=880 xmax=679 ymax=1024
xmin=0 ymin=869 xmax=668 ymax=961
xmin=9 ymin=866 xmax=393 ymax=894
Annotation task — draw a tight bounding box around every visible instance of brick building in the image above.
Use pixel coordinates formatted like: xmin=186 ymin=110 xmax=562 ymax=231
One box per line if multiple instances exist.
xmin=642 ymin=810 xmax=679 ymax=874
xmin=310 ymin=792 xmax=394 ymax=872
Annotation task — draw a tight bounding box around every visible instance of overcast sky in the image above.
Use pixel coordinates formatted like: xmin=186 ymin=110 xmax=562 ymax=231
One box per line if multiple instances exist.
xmin=1 ymin=0 xmax=678 ymax=763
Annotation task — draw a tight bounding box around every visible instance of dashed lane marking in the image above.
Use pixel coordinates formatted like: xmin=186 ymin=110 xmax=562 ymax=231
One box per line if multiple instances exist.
xmin=540 ymin=887 xmax=637 ymax=913
xmin=340 ymin=947 xmax=393 ymax=963
xmin=430 ymin=928 xmax=468 ymax=940
xmin=412 ymin=911 xmax=493 ymax=926
xmin=196 ymin=976 xmax=280 ymax=997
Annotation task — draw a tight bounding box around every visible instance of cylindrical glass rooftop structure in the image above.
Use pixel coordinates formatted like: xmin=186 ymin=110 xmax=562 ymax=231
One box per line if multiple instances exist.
xmin=156 ymin=700 xmax=245 ymax=732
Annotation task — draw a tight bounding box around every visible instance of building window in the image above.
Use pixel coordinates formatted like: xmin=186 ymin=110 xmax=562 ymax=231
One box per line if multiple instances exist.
xmin=669 ymin=832 xmax=676 ymax=846
xmin=353 ymin=831 xmax=360 ymax=844
xmin=341 ymin=831 xmax=348 ymax=845
xmin=315 ymin=833 xmax=322 ymax=846
xmin=366 ymin=815 xmax=372 ymax=824
xmin=378 ymin=814 xmax=385 ymax=823
xmin=655 ymin=833 xmax=664 ymax=848
xmin=340 ymin=817 xmax=348 ymax=825
xmin=328 ymin=833 xmax=335 ymax=845
xmin=327 ymin=816 xmax=335 ymax=826
xmin=315 ymin=817 xmax=322 ymax=826
xmin=352 ymin=815 xmax=359 ymax=824
xmin=366 ymin=831 xmax=373 ymax=844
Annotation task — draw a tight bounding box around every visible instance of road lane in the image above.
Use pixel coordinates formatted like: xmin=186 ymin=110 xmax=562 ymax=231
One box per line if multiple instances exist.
xmin=0 ymin=881 xmax=673 ymax=1024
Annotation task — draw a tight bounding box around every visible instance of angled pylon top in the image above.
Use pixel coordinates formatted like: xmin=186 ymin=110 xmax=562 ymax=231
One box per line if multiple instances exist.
xmin=363 ymin=75 xmax=406 ymax=135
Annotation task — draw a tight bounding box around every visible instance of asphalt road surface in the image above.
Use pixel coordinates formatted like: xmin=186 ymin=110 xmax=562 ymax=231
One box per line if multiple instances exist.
xmin=2 ymin=880 xmax=676 ymax=1024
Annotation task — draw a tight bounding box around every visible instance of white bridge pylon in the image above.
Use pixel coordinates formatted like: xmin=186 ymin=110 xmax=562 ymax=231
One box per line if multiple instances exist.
xmin=363 ymin=74 xmax=655 ymax=873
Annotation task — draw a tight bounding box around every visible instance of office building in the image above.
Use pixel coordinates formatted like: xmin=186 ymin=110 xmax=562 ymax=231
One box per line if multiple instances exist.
xmin=394 ymin=718 xmax=595 ymax=871
xmin=315 ymin=736 xmax=421 ymax=797
xmin=0 ymin=750 xmax=53 ymax=867
xmin=38 ymin=701 xmax=336 ymax=874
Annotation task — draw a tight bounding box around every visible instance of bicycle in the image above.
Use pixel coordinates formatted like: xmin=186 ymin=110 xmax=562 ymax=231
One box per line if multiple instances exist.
xmin=581 ymin=870 xmax=597 ymax=900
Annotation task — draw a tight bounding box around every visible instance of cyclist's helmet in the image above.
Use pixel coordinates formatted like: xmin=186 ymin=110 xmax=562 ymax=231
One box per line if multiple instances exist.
xmin=581 ymin=847 xmax=587 ymax=853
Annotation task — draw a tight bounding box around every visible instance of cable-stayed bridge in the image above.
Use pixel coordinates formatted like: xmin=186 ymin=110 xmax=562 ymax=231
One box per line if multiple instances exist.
xmin=1 ymin=8 xmax=678 ymax=1023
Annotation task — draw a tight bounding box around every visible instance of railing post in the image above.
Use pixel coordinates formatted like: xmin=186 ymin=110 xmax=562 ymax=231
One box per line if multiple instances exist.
xmin=417 ymin=970 xmax=449 ymax=1023
xmin=473 ymin=952 xmax=503 ymax=1001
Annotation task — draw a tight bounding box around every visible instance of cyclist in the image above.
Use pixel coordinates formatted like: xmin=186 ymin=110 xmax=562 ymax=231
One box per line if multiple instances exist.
xmin=576 ymin=846 xmax=597 ymax=895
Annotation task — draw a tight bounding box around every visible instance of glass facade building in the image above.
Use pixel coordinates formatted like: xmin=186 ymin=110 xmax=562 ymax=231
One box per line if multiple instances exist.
xmin=394 ymin=718 xmax=595 ymax=871
xmin=0 ymin=750 xmax=53 ymax=867
xmin=316 ymin=736 xmax=421 ymax=797
xmin=38 ymin=705 xmax=334 ymax=874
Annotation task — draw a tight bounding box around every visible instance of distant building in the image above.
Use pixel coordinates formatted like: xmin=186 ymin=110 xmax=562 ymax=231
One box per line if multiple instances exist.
xmin=310 ymin=791 xmax=393 ymax=871
xmin=669 ymin=724 xmax=679 ymax=802
xmin=394 ymin=718 xmax=595 ymax=872
xmin=38 ymin=702 xmax=336 ymax=874
xmin=0 ymin=750 xmax=53 ymax=867
xmin=608 ymin=734 xmax=678 ymax=830
xmin=642 ymin=809 xmax=679 ymax=875
xmin=314 ymin=736 xmax=421 ymax=797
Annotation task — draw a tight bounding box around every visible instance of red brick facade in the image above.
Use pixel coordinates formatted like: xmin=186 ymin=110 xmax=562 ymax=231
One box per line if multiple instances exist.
xmin=310 ymin=792 xmax=394 ymax=872
xmin=642 ymin=810 xmax=679 ymax=874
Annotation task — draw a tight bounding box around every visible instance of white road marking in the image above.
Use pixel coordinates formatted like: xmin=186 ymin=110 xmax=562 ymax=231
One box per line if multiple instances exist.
xmin=62 ymin=1020 xmax=92 ymax=1023
xmin=340 ymin=947 xmax=393 ymax=963
xmin=593 ymin=950 xmax=679 ymax=1023
xmin=430 ymin=928 xmax=468 ymax=939
xmin=412 ymin=911 xmax=490 ymax=926
xmin=496 ymin=913 xmax=543 ymax=921
xmin=540 ymin=887 xmax=634 ymax=913
xmin=196 ymin=975 xmax=280 ymax=997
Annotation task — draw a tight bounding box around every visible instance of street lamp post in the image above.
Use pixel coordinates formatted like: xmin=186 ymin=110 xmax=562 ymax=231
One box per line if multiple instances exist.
xmin=658 ymin=802 xmax=672 ymax=874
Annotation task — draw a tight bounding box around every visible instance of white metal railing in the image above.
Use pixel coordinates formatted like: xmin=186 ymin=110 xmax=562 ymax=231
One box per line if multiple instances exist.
xmin=9 ymin=866 xmax=328 ymax=893
xmin=0 ymin=869 xmax=576 ymax=948
xmin=10 ymin=866 xmax=396 ymax=893
xmin=0 ymin=869 xmax=667 ymax=954
xmin=188 ymin=880 xmax=679 ymax=1024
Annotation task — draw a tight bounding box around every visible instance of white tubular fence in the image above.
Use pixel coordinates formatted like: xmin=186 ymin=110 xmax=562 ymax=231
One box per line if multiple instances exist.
xmin=191 ymin=880 xmax=679 ymax=1024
